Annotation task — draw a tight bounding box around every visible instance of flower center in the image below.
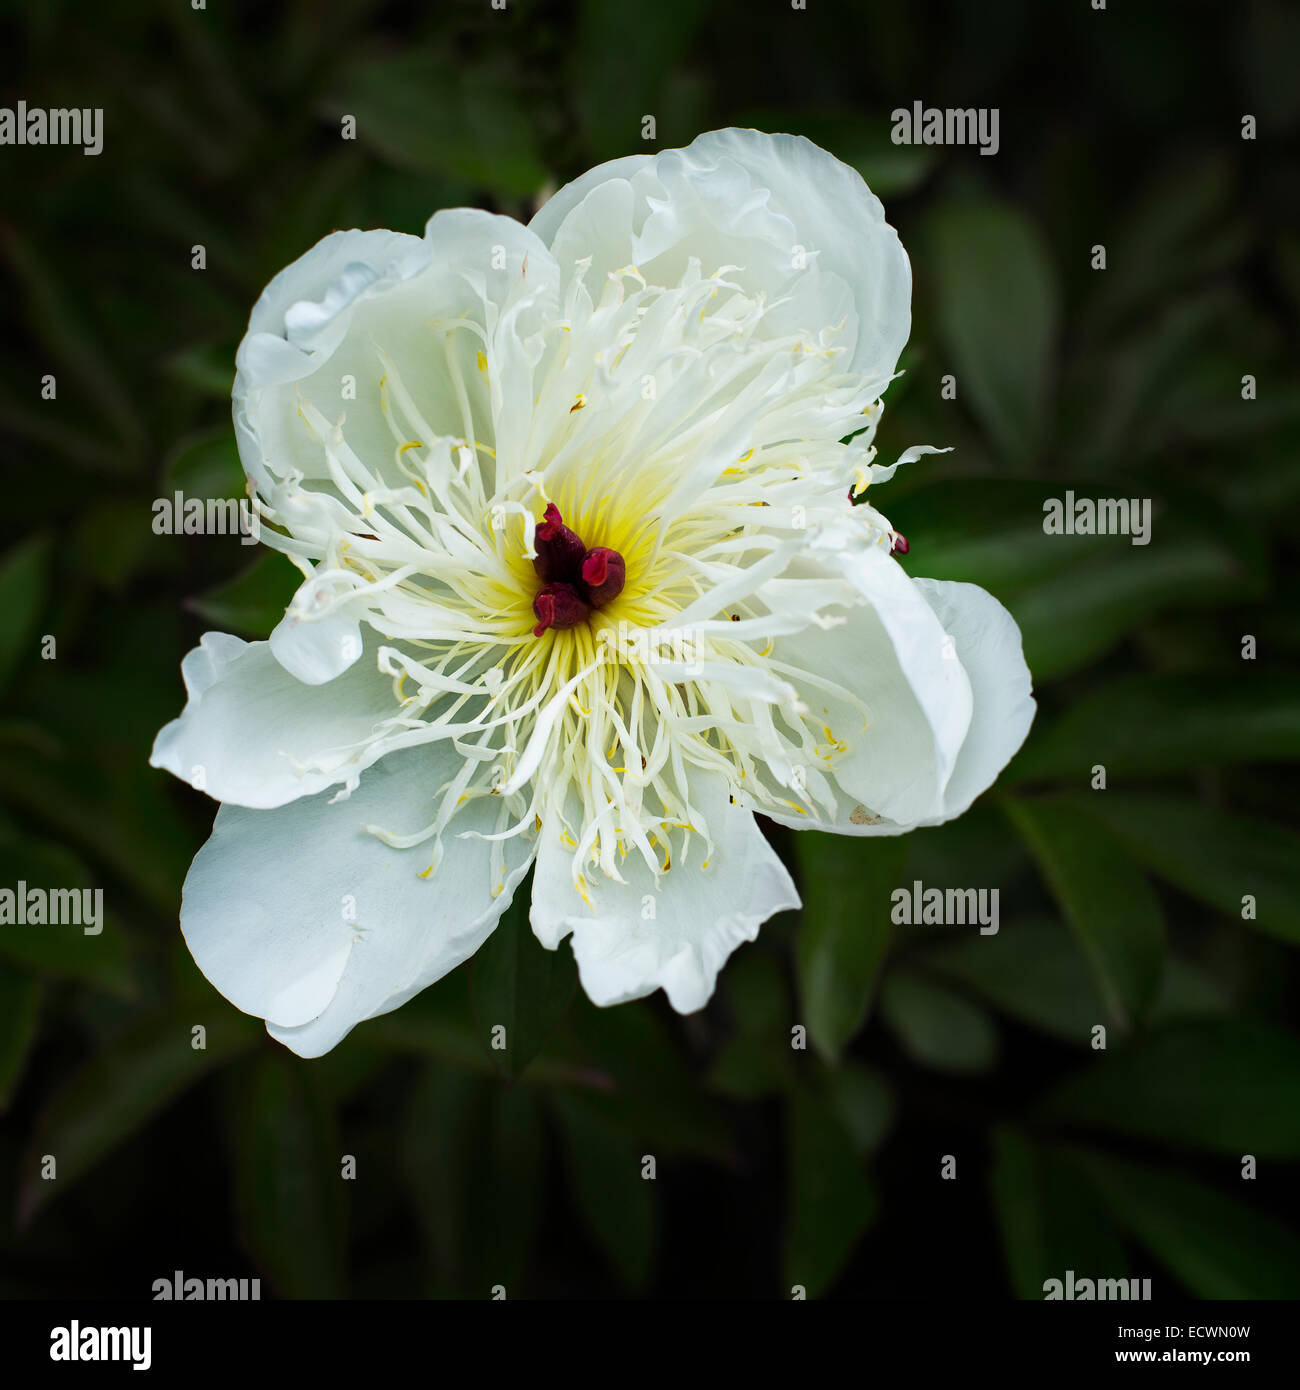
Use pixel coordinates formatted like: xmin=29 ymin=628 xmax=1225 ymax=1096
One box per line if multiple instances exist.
xmin=531 ymin=503 xmax=626 ymax=637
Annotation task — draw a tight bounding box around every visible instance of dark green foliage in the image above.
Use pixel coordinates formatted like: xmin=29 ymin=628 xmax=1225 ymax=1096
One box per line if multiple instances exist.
xmin=1 ymin=0 xmax=1296 ymax=1300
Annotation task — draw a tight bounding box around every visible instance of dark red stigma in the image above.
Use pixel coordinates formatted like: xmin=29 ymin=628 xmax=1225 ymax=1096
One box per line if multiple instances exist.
xmin=531 ymin=505 xmax=626 ymax=636
xmin=533 ymin=503 xmax=587 ymax=582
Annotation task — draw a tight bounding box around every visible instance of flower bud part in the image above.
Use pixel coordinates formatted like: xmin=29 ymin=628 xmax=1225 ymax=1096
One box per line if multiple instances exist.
xmin=580 ymin=546 xmax=626 ymax=607
xmin=533 ymin=503 xmax=587 ymax=582
xmin=532 ymin=581 xmax=592 ymax=636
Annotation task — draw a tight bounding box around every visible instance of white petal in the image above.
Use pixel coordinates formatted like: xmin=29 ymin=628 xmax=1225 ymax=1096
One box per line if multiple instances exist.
xmin=181 ymin=747 xmax=534 ymax=1057
xmin=911 ymin=578 xmax=1035 ymax=822
xmin=767 ymin=570 xmax=1033 ymax=838
xmin=530 ymin=773 xmax=799 ymax=1013
xmin=530 ymin=129 xmax=910 ymax=382
xmin=269 ymin=602 xmax=362 ymax=685
xmin=234 ymin=212 xmax=558 ymax=498
xmin=548 ymin=175 xmax=642 ymax=293
xmin=233 ymin=230 xmax=431 ymax=492
xmin=779 ymin=543 xmax=973 ymax=828
xmin=684 ymin=129 xmax=910 ymax=381
xmin=529 ymin=153 xmax=653 ymax=248
xmin=149 ymin=633 xmax=398 ymax=809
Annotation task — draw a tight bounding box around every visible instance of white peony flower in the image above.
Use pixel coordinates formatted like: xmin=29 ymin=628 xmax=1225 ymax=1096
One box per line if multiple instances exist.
xmin=151 ymin=129 xmax=1034 ymax=1057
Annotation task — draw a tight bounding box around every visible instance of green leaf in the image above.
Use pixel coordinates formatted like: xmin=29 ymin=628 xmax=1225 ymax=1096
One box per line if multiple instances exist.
xmin=188 ymin=550 xmax=300 ymax=638
xmin=1040 ymin=1020 xmax=1300 ymax=1157
xmin=1080 ymin=152 xmax=1247 ymax=340
xmin=231 ymin=1054 xmax=347 ymax=1298
xmin=989 ymin=1129 xmax=1046 ymax=1299
xmin=1067 ymin=1148 xmax=1300 ymax=1298
xmin=784 ymin=1087 xmax=876 ymax=1297
xmin=1004 ymin=797 xmax=1164 ymax=1027
xmin=162 ymin=427 xmax=245 ymax=501
xmin=884 ymin=479 xmax=1129 ymax=593
xmin=365 ymin=980 xmax=593 ymax=1089
xmin=723 ymin=944 xmax=790 ymax=1036
xmin=879 ymin=969 xmax=999 ymax=1074
xmin=0 ymin=228 xmax=142 ymax=451
xmin=921 ymin=915 xmax=1221 ymax=1041
xmin=1070 ymin=794 xmax=1300 ymax=947
xmin=916 ymin=917 xmax=1114 ymax=1043
xmin=892 ymin=473 xmax=1268 ymax=708
xmin=554 ymin=1089 xmax=655 ymax=1291
xmin=470 ymin=880 xmax=577 ymax=1079
xmin=0 ymin=390 xmax=118 ymax=471
xmin=1067 ymin=290 xmax=1262 ymax=470
xmin=70 ymin=499 xmax=164 ymax=592
xmin=989 ymin=1129 xmax=1129 ymax=1299
xmin=0 ymin=534 xmax=51 ymax=696
xmin=1008 ymin=673 xmax=1300 ymax=783
xmin=707 ymin=1037 xmax=789 ymax=1099
xmin=566 ymin=1000 xmax=738 ymax=1164
xmin=309 ymin=1041 xmax=389 ymax=1107
xmin=1008 ymin=525 xmax=1257 ymax=681
xmin=0 ymin=740 xmax=191 ymax=919
xmin=794 ymin=832 xmax=906 ymax=1060
xmin=708 ymin=947 xmax=795 ymax=1098
xmin=362 ymin=976 xmax=494 ymax=1075
xmin=163 ymin=342 xmax=237 ymax=398
xmin=826 ymin=1062 xmax=894 ymax=1156
xmin=894 ymin=485 xmax=1266 ymax=683
xmin=903 ymin=802 xmax=1029 ymax=893
xmin=576 ymin=0 xmax=704 ymax=158
xmin=0 ymin=961 xmax=43 ymax=1111
xmin=1147 ymin=954 xmax=1231 ymax=1025
xmin=925 ymin=196 xmax=1060 ymax=466
xmin=328 ymin=53 xmax=546 ymax=197
xmin=18 ymin=1008 xmax=259 ymax=1224
xmin=402 ymin=1067 xmax=543 ymax=1297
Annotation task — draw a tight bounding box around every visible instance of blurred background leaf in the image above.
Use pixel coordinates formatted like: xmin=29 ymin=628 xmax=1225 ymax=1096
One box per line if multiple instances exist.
xmin=1 ymin=0 xmax=1296 ymax=1302
xmin=785 ymin=1086 xmax=876 ymax=1297
xmin=923 ymin=195 xmax=1059 ymax=469
xmin=1039 ymin=1020 xmax=1300 ymax=1158
xmin=18 ymin=1009 xmax=259 ymax=1226
xmin=795 ymin=834 xmax=904 ymax=1061
xmin=1066 ymin=1148 xmax=1300 ymax=1299
xmin=230 ymin=1052 xmax=347 ymax=1298
xmin=990 ymin=1129 xmax=1130 ymax=1299
xmin=553 ymin=1090 xmax=655 ymax=1293
xmin=401 ymin=1066 xmax=543 ymax=1297
xmin=470 ymin=876 xmax=578 ymax=1081
xmin=1004 ymin=797 xmax=1165 ymax=1030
